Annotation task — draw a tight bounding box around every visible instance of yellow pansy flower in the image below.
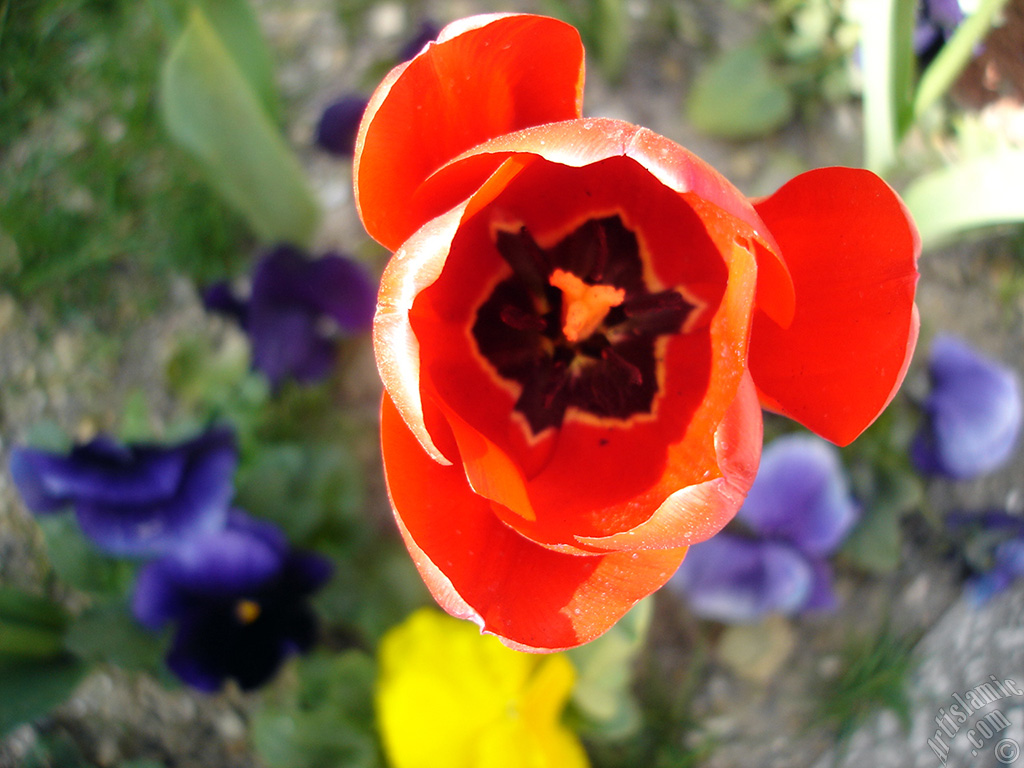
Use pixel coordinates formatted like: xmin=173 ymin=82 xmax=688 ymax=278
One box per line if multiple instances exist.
xmin=376 ymin=608 xmax=590 ymax=768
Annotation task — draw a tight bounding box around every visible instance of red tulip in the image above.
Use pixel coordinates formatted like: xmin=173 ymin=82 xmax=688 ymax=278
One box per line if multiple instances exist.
xmin=354 ymin=13 xmax=919 ymax=651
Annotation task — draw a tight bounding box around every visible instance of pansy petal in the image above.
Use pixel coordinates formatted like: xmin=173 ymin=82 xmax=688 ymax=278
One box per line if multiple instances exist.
xmin=911 ymin=334 xmax=1022 ymax=479
xmin=381 ymin=393 xmax=687 ymax=651
xmin=307 ymin=252 xmax=376 ymax=332
xmin=132 ymin=560 xmax=183 ymax=630
xmin=354 ymin=14 xmax=585 ymax=249
xmin=801 ymin=557 xmax=839 ymax=612
xmin=315 ymin=94 xmax=369 ymax=156
xmin=160 ymin=527 xmax=283 ymax=596
xmin=749 ymin=167 xmax=920 ymax=446
xmin=667 ymin=536 xmax=813 ymax=623
xmin=738 ymin=434 xmax=859 ymax=556
xmin=8 ymin=447 xmax=75 ymax=513
xmin=74 ymin=436 xmax=236 ymax=557
xmin=10 ymin=440 xmax=186 ymax=509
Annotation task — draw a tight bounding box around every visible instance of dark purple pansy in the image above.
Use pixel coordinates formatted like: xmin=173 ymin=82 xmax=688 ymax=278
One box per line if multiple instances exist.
xmin=911 ymin=334 xmax=1022 ymax=480
xmin=133 ymin=510 xmax=332 ymax=692
xmin=203 ymin=245 xmax=375 ymax=388
xmin=9 ymin=427 xmax=237 ymax=557
xmin=315 ymin=94 xmax=370 ymax=156
xmin=668 ymin=434 xmax=859 ymax=622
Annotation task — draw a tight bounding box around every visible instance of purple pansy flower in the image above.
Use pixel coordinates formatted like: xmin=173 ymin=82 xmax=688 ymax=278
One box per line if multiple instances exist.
xmin=203 ymin=245 xmax=375 ymax=388
xmin=668 ymin=434 xmax=859 ymax=623
xmin=911 ymin=334 xmax=1022 ymax=480
xmin=315 ymin=94 xmax=370 ymax=156
xmin=133 ymin=510 xmax=332 ymax=692
xmin=9 ymin=427 xmax=237 ymax=557
xmin=968 ymin=537 xmax=1024 ymax=604
xmin=915 ymin=0 xmax=966 ymax=65
xmin=947 ymin=510 xmax=1024 ymax=604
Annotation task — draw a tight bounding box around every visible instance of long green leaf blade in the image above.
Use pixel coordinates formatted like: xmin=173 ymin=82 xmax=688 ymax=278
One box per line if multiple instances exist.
xmin=903 ymin=149 xmax=1024 ymax=249
xmin=851 ymin=0 xmax=916 ymax=172
xmin=160 ymin=7 xmax=319 ymax=246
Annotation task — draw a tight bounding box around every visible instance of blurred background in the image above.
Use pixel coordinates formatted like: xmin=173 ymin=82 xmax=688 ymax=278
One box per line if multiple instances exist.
xmin=2 ymin=0 xmax=1024 ymax=766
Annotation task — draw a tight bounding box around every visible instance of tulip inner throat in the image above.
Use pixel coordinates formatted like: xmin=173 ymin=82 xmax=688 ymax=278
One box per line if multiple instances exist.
xmin=472 ymin=215 xmax=694 ymax=436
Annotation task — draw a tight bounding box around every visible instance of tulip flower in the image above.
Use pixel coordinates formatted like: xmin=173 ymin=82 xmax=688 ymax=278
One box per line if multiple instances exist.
xmin=9 ymin=427 xmax=237 ymax=557
xmin=204 ymin=245 xmax=375 ymax=388
xmin=668 ymin=434 xmax=859 ymax=622
xmin=376 ymin=608 xmax=589 ymax=768
xmin=132 ymin=510 xmax=332 ymax=691
xmin=354 ymin=14 xmax=920 ymax=650
xmin=911 ymin=334 xmax=1022 ymax=480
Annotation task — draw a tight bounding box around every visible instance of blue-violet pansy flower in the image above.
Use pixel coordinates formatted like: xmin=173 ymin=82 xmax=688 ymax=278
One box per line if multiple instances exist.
xmin=911 ymin=334 xmax=1022 ymax=480
xmin=132 ymin=510 xmax=332 ymax=692
xmin=204 ymin=245 xmax=376 ymax=388
xmin=9 ymin=427 xmax=237 ymax=557
xmin=668 ymin=434 xmax=859 ymax=623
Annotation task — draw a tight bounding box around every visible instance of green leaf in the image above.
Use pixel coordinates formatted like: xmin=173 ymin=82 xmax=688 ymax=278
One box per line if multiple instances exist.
xmin=0 ymin=655 xmax=87 ymax=735
xmin=686 ymin=42 xmax=794 ymax=139
xmin=590 ymin=0 xmax=630 ymax=84
xmin=160 ymin=7 xmax=320 ymax=246
xmin=902 ymin=149 xmax=1024 ymax=249
xmin=0 ymin=622 xmax=65 ymax=659
xmin=120 ymin=388 xmax=158 ymax=443
xmin=568 ymin=598 xmax=651 ymax=738
xmin=253 ymin=651 xmax=382 ymax=768
xmin=914 ymin=0 xmax=1011 ymax=120
xmin=0 ymin=588 xmax=69 ymax=632
xmin=64 ymin=602 xmax=167 ymax=672
xmin=37 ymin=516 xmax=135 ymax=597
xmin=842 ymin=469 xmax=921 ymax=574
xmin=190 ymin=0 xmax=282 ymax=121
xmin=235 ymin=442 xmax=364 ymax=545
xmin=850 ymin=0 xmax=916 ymax=171
xmin=151 ymin=0 xmax=282 ymax=121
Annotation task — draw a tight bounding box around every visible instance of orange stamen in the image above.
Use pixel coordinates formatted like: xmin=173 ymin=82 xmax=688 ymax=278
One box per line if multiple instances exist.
xmin=548 ymin=268 xmax=625 ymax=343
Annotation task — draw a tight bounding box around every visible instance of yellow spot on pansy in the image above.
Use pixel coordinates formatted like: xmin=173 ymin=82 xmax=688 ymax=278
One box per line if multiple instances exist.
xmin=235 ymin=599 xmax=261 ymax=624
xmin=549 ymin=268 xmax=624 ymax=344
xmin=376 ymin=608 xmax=590 ymax=768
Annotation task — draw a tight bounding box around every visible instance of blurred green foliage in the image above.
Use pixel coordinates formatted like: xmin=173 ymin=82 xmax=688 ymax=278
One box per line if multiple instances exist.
xmin=0 ymin=0 xmax=250 ymax=311
xmin=814 ymin=627 xmax=919 ymax=743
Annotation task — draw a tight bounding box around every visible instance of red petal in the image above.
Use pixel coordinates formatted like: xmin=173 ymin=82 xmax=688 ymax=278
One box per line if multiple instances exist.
xmin=381 ymin=393 xmax=687 ymax=652
xmin=749 ymin=167 xmax=921 ymax=445
xmin=354 ymin=14 xmax=584 ymax=250
xmin=577 ymin=371 xmax=763 ymax=551
xmin=374 ymin=158 xmax=533 ymax=465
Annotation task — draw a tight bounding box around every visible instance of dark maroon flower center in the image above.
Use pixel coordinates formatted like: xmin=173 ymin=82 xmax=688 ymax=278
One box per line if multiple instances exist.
xmin=472 ymin=215 xmax=694 ymax=435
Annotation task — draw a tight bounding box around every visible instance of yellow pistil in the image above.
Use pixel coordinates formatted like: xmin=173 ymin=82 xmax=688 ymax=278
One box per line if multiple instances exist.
xmin=548 ymin=268 xmax=625 ymax=344
xmin=235 ymin=599 xmax=261 ymax=625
